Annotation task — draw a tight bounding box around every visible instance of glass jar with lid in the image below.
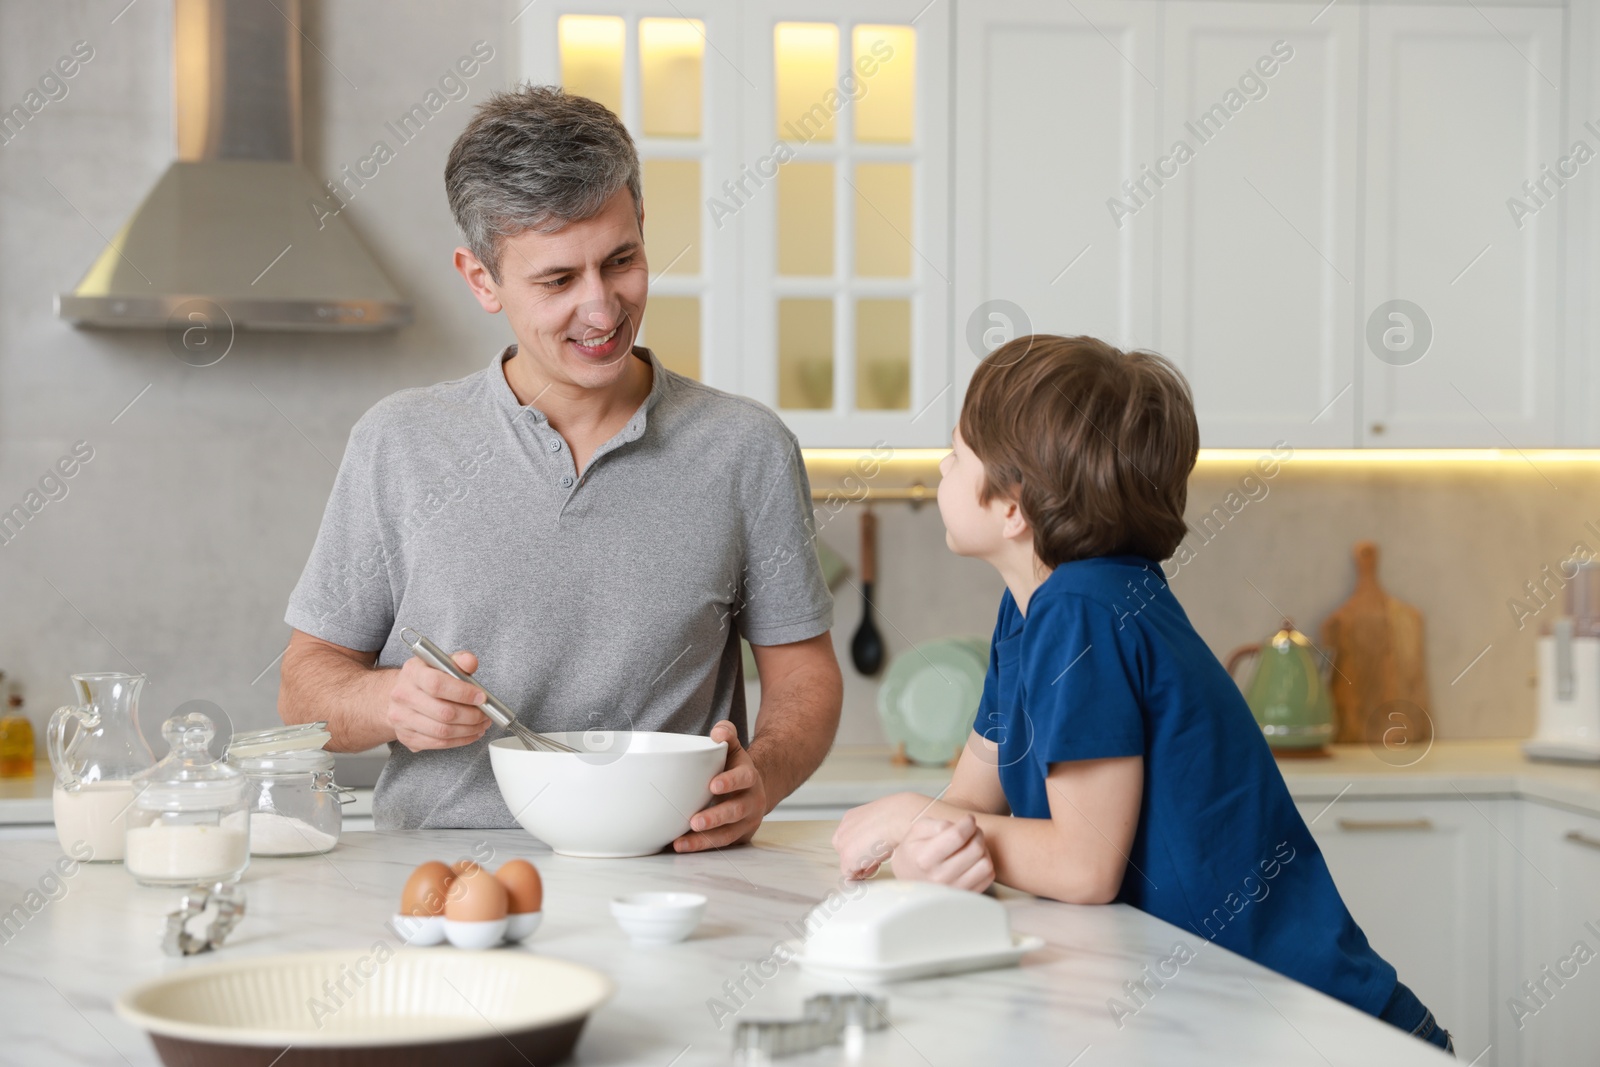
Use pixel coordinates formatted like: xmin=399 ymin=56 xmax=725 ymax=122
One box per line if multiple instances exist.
xmin=225 ymin=722 xmax=351 ymax=856
xmin=126 ymin=712 xmax=250 ymax=887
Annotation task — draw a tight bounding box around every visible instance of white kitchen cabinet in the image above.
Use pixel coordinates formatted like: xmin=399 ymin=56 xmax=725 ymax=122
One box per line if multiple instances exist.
xmin=1158 ymin=0 xmax=1362 ymax=447
xmin=1359 ymin=3 xmax=1565 ymax=447
xmin=1295 ymin=797 xmax=1498 ymax=1061
xmin=952 ymin=0 xmax=1162 ymax=406
xmin=738 ymin=0 xmax=953 ymax=448
xmin=956 ymin=0 xmax=1574 ymax=452
xmin=1513 ymin=801 xmax=1600 ymax=1067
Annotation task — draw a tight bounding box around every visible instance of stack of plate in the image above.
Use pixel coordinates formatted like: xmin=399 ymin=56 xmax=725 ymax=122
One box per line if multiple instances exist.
xmin=877 ymin=637 xmax=990 ymax=766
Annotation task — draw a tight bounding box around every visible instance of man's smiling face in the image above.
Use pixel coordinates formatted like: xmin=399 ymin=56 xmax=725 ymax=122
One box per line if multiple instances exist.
xmin=461 ymin=185 xmax=650 ymax=393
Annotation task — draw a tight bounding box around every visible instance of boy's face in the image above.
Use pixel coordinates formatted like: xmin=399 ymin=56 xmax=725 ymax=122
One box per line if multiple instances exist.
xmin=937 ymin=427 xmax=1025 ymax=560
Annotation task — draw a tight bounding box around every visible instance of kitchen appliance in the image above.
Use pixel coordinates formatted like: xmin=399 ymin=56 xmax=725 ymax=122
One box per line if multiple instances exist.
xmin=1226 ymin=620 xmax=1335 ymax=755
xmin=48 ymin=672 xmax=157 ymax=862
xmin=488 ymin=731 xmax=726 ymax=857
xmin=1525 ymin=562 xmax=1600 ymax=762
xmin=1320 ymin=541 xmax=1433 ymax=745
xmin=56 ymin=0 xmax=409 ymax=331
xmin=400 ymin=628 xmax=578 ymax=753
xmin=114 ymin=950 xmax=612 ymax=1066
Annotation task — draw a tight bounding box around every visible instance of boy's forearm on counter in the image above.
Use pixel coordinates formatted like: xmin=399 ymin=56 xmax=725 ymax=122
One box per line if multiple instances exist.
xmin=975 ymin=814 xmax=1124 ymax=904
xmin=907 ymin=795 xmax=1124 ymax=903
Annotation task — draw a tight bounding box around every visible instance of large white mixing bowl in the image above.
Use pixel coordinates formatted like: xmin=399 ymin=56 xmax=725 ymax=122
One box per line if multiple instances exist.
xmin=489 ymin=731 xmax=728 ymax=858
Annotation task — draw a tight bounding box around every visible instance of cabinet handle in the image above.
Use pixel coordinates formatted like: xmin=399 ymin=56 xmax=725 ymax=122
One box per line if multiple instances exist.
xmin=1564 ymin=830 xmax=1600 ymax=852
xmin=1337 ymin=818 xmax=1434 ymax=832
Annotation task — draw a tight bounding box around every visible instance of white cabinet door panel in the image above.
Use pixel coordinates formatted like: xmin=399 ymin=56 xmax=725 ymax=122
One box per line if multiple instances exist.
xmin=953 ymin=0 xmax=1161 ymax=404
xmin=1516 ymin=802 xmax=1600 ymax=1067
xmin=1160 ymin=1 xmax=1362 ymax=447
xmin=1361 ymin=4 xmax=1564 ymax=447
xmin=1296 ymin=797 xmax=1497 ymax=1060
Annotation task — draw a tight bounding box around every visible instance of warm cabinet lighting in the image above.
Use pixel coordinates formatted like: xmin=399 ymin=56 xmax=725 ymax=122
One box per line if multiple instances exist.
xmin=641 ymin=158 xmax=700 ymax=274
xmin=803 ymin=448 xmax=1600 ymax=471
xmin=855 ymin=299 xmax=911 ymax=410
xmin=779 ymin=298 xmax=834 ymax=410
xmin=775 ymin=22 xmax=840 ymax=141
xmin=853 ymin=162 xmax=912 ymax=277
xmin=639 ymin=18 xmax=703 ymax=137
xmin=1192 ymin=449 xmax=1600 ymax=464
xmin=777 ymin=161 xmax=834 ymax=275
xmin=852 ymin=24 xmax=915 ymax=143
xmin=558 ymin=15 xmax=625 ymax=115
xmin=644 ymin=295 xmax=700 ymax=380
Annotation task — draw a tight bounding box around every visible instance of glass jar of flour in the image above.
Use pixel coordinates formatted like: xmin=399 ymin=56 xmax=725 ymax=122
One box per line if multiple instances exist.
xmin=225 ymin=723 xmax=350 ymax=856
xmin=126 ymin=712 xmax=250 ymax=887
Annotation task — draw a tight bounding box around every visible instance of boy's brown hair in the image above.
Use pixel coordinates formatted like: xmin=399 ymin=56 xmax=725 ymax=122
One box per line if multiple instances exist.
xmin=959 ymin=334 xmax=1198 ymax=567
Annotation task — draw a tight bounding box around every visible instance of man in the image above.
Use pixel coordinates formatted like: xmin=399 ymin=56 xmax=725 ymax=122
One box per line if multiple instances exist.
xmin=279 ymin=86 xmax=842 ymax=849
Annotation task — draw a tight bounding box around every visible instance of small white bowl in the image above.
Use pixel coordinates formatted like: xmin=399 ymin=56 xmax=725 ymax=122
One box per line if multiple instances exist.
xmin=505 ymin=911 xmax=543 ymax=942
xmin=391 ymin=913 xmax=446 ymax=946
xmin=444 ymin=917 xmax=509 ymax=949
xmin=610 ymin=892 xmax=706 ymax=945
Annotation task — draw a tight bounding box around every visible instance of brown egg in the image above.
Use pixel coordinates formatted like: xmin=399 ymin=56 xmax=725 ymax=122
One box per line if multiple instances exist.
xmin=445 ymin=864 xmax=509 ymax=923
xmin=400 ymin=861 xmax=454 ymax=918
xmin=494 ymin=860 xmax=543 ymax=915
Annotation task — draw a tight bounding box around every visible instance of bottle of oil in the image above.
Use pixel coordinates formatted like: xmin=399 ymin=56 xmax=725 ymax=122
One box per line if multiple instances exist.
xmin=0 ymin=680 xmax=36 ymax=778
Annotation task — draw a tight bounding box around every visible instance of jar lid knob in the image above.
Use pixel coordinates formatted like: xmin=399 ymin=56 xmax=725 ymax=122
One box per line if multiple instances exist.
xmin=164 ymin=712 xmax=215 ymax=755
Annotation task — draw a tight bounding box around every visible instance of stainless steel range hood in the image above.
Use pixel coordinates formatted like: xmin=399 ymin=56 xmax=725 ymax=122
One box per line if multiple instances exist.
xmin=56 ymin=0 xmax=411 ymax=331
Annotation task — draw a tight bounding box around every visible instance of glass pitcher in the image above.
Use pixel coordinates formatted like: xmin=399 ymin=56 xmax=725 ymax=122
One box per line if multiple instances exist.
xmin=48 ymin=673 xmax=156 ymax=862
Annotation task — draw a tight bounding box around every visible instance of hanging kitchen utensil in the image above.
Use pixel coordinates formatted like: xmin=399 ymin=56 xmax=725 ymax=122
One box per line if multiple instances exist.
xmin=1319 ymin=541 xmax=1433 ymax=746
xmin=1225 ymin=620 xmax=1335 ymax=756
xmin=850 ymin=508 xmax=885 ymax=676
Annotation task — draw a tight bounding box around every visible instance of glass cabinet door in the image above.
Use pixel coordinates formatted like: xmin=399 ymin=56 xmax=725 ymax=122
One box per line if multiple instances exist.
xmin=743 ymin=2 xmax=951 ymax=447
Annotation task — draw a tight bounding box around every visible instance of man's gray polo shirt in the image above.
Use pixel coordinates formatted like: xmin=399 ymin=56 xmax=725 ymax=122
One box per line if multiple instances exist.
xmin=285 ymin=345 xmax=833 ymax=829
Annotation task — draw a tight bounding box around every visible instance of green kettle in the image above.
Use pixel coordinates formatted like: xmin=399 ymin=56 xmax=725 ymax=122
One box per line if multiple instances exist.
xmin=1225 ymin=619 xmax=1334 ymax=755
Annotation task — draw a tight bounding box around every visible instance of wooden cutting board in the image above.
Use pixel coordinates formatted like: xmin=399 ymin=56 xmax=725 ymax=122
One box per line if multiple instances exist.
xmin=1319 ymin=541 xmax=1433 ymax=745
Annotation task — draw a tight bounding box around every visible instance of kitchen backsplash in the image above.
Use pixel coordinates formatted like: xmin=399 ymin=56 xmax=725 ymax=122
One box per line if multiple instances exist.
xmin=821 ymin=458 xmax=1583 ymax=745
xmin=0 ymin=2 xmax=1574 ymax=748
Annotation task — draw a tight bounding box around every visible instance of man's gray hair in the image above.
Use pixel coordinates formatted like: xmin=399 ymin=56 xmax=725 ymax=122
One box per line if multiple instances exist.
xmin=445 ymin=84 xmax=642 ymax=281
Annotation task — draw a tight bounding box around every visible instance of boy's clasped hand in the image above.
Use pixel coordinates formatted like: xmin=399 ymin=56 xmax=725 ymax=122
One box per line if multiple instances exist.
xmin=832 ymin=793 xmax=996 ymax=893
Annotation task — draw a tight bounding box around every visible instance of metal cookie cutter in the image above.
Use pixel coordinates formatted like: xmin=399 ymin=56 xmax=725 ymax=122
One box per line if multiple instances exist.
xmin=162 ymin=882 xmax=246 ymax=957
xmin=733 ymin=993 xmax=888 ymax=1061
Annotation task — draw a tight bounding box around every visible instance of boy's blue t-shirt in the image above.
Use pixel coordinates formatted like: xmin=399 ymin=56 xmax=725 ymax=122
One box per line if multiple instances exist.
xmin=980 ymin=555 xmax=1397 ymax=1017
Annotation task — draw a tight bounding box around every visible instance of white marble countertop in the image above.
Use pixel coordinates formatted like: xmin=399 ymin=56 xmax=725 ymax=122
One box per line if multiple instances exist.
xmin=0 ymin=762 xmax=376 ymax=825
xmin=0 ymin=821 xmax=1453 ymax=1066
xmin=1269 ymin=739 xmax=1600 ymax=816
xmin=780 ymin=739 xmax=1600 ymax=816
xmin=8 ymin=740 xmax=1597 ymax=828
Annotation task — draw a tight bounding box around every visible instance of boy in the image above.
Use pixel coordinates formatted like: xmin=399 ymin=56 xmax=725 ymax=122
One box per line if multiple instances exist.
xmin=832 ymin=335 xmax=1453 ymax=1053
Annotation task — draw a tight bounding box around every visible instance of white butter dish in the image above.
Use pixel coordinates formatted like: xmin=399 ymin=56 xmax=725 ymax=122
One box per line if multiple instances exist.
xmin=792 ymin=882 xmax=1043 ymax=982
